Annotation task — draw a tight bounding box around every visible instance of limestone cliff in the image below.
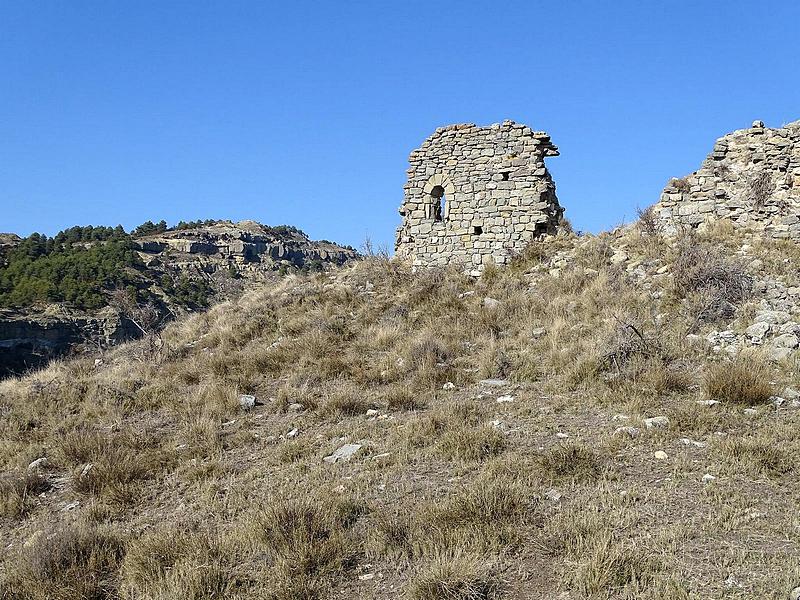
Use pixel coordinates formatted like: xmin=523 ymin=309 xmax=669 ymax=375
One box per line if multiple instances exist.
xmin=133 ymin=220 xmax=356 ymax=279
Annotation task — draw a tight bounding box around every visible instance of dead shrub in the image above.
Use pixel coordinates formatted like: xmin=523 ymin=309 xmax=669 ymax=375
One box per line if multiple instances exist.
xmin=2 ymin=523 xmax=125 ymax=600
xmin=748 ymin=170 xmax=772 ymax=208
xmin=704 ymin=355 xmax=774 ymax=406
xmin=601 ymin=318 xmax=660 ymax=375
xmin=673 ymin=237 xmax=751 ymax=325
xmin=636 ymin=205 xmax=662 ymax=238
xmin=670 ymin=176 xmax=691 ymax=192
xmin=713 ymin=163 xmax=731 ymax=179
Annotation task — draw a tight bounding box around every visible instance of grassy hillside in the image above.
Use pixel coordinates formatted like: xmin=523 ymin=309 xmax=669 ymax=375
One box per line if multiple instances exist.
xmin=1 ymin=220 xmax=799 ymax=599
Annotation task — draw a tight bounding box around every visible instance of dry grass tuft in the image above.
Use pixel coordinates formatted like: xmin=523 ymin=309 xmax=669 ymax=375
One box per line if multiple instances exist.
xmin=58 ymin=429 xmax=172 ymax=503
xmin=0 ymin=470 xmax=50 ymax=518
xmin=318 ymin=386 xmax=372 ymax=418
xmin=537 ymin=443 xmax=604 ymax=483
xmin=121 ymin=525 xmax=241 ymax=600
xmin=717 ymin=437 xmax=795 ymax=476
xmin=407 ymin=554 xmax=501 ymax=600
xmin=704 ymin=355 xmax=774 ymax=406
xmin=437 ymin=426 xmax=506 ymax=462
xmin=249 ymin=495 xmax=362 ymax=592
xmin=384 ymin=384 xmax=427 ymax=411
xmin=3 ymin=523 xmax=125 ymax=600
xmin=573 ymin=536 xmax=659 ymax=597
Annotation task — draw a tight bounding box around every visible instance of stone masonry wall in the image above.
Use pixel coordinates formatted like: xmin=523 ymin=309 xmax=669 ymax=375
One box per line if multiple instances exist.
xmin=655 ymin=120 xmax=800 ymax=238
xmin=395 ymin=120 xmax=562 ymax=274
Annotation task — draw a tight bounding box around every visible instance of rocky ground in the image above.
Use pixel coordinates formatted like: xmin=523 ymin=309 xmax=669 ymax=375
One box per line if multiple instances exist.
xmin=1 ymin=220 xmax=799 ymax=599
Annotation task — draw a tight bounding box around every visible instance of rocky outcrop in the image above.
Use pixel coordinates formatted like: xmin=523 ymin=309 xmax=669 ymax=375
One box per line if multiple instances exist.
xmin=134 ymin=220 xmax=357 ymax=280
xmin=655 ymin=120 xmax=800 ymax=237
xmin=0 ymin=308 xmax=139 ymax=376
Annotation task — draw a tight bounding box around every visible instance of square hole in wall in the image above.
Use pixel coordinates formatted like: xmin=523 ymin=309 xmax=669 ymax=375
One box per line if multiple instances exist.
xmin=501 ymin=172 xmax=510 ymax=181
xmin=473 ymin=226 xmax=483 ymax=235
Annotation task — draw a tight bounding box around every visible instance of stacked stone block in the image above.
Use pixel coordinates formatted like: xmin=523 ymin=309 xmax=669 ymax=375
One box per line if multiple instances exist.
xmin=656 ymin=120 xmax=800 ymax=238
xmin=395 ymin=120 xmax=563 ymax=273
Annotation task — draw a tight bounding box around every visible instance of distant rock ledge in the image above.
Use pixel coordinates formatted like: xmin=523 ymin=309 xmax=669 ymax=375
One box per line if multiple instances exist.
xmin=133 ymin=220 xmax=357 ymax=276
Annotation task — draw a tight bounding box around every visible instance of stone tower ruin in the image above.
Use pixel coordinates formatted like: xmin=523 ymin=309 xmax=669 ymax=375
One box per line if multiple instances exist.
xmin=655 ymin=120 xmax=800 ymax=238
xmin=395 ymin=120 xmax=563 ymax=273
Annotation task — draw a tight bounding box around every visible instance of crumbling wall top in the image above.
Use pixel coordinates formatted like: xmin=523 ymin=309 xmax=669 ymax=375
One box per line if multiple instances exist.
xmin=655 ymin=120 xmax=800 ymax=238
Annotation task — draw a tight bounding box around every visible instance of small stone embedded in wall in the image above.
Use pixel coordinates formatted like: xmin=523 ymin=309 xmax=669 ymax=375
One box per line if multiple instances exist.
xmin=395 ymin=120 xmax=564 ymax=274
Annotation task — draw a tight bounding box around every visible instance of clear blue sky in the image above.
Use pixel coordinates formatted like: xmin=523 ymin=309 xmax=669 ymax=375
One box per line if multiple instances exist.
xmin=2 ymin=1 xmax=799 ymax=249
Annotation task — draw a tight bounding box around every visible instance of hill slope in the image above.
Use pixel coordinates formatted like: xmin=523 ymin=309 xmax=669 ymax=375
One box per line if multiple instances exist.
xmin=0 ymin=220 xmax=357 ymax=377
xmin=1 ymin=222 xmax=799 ymax=599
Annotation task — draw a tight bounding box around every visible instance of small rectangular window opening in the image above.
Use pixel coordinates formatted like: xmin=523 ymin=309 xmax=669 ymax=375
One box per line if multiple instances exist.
xmin=473 ymin=226 xmax=483 ymax=235
xmin=501 ymin=172 xmax=510 ymax=181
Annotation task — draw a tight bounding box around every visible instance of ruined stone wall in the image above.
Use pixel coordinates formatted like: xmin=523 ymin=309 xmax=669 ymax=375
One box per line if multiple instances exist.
xmin=395 ymin=120 xmax=562 ymax=273
xmin=655 ymin=120 xmax=800 ymax=238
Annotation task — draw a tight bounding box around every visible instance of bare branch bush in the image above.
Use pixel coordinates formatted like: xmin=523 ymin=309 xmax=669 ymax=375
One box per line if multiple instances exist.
xmin=635 ymin=205 xmax=662 ymax=238
xmin=361 ymin=235 xmax=390 ymax=261
xmin=601 ymin=315 xmax=661 ymax=374
xmin=108 ymin=288 xmax=166 ymax=360
xmin=670 ymin=176 xmax=691 ymax=192
xmin=672 ymin=235 xmax=752 ymax=329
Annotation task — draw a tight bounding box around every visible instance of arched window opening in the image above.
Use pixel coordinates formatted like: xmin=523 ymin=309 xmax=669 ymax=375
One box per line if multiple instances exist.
xmin=431 ymin=185 xmax=446 ymax=222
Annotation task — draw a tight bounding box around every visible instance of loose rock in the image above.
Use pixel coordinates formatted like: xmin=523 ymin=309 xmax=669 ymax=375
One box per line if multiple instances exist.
xmin=27 ymin=457 xmax=48 ymax=471
xmin=644 ymin=416 xmax=670 ymax=429
xmin=323 ymin=443 xmax=363 ymax=464
xmin=478 ymin=378 xmax=508 ymax=387
xmin=239 ymin=394 xmax=257 ymax=410
xmin=483 ymin=297 xmax=501 ymax=309
xmin=615 ymin=426 xmax=641 ymax=438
